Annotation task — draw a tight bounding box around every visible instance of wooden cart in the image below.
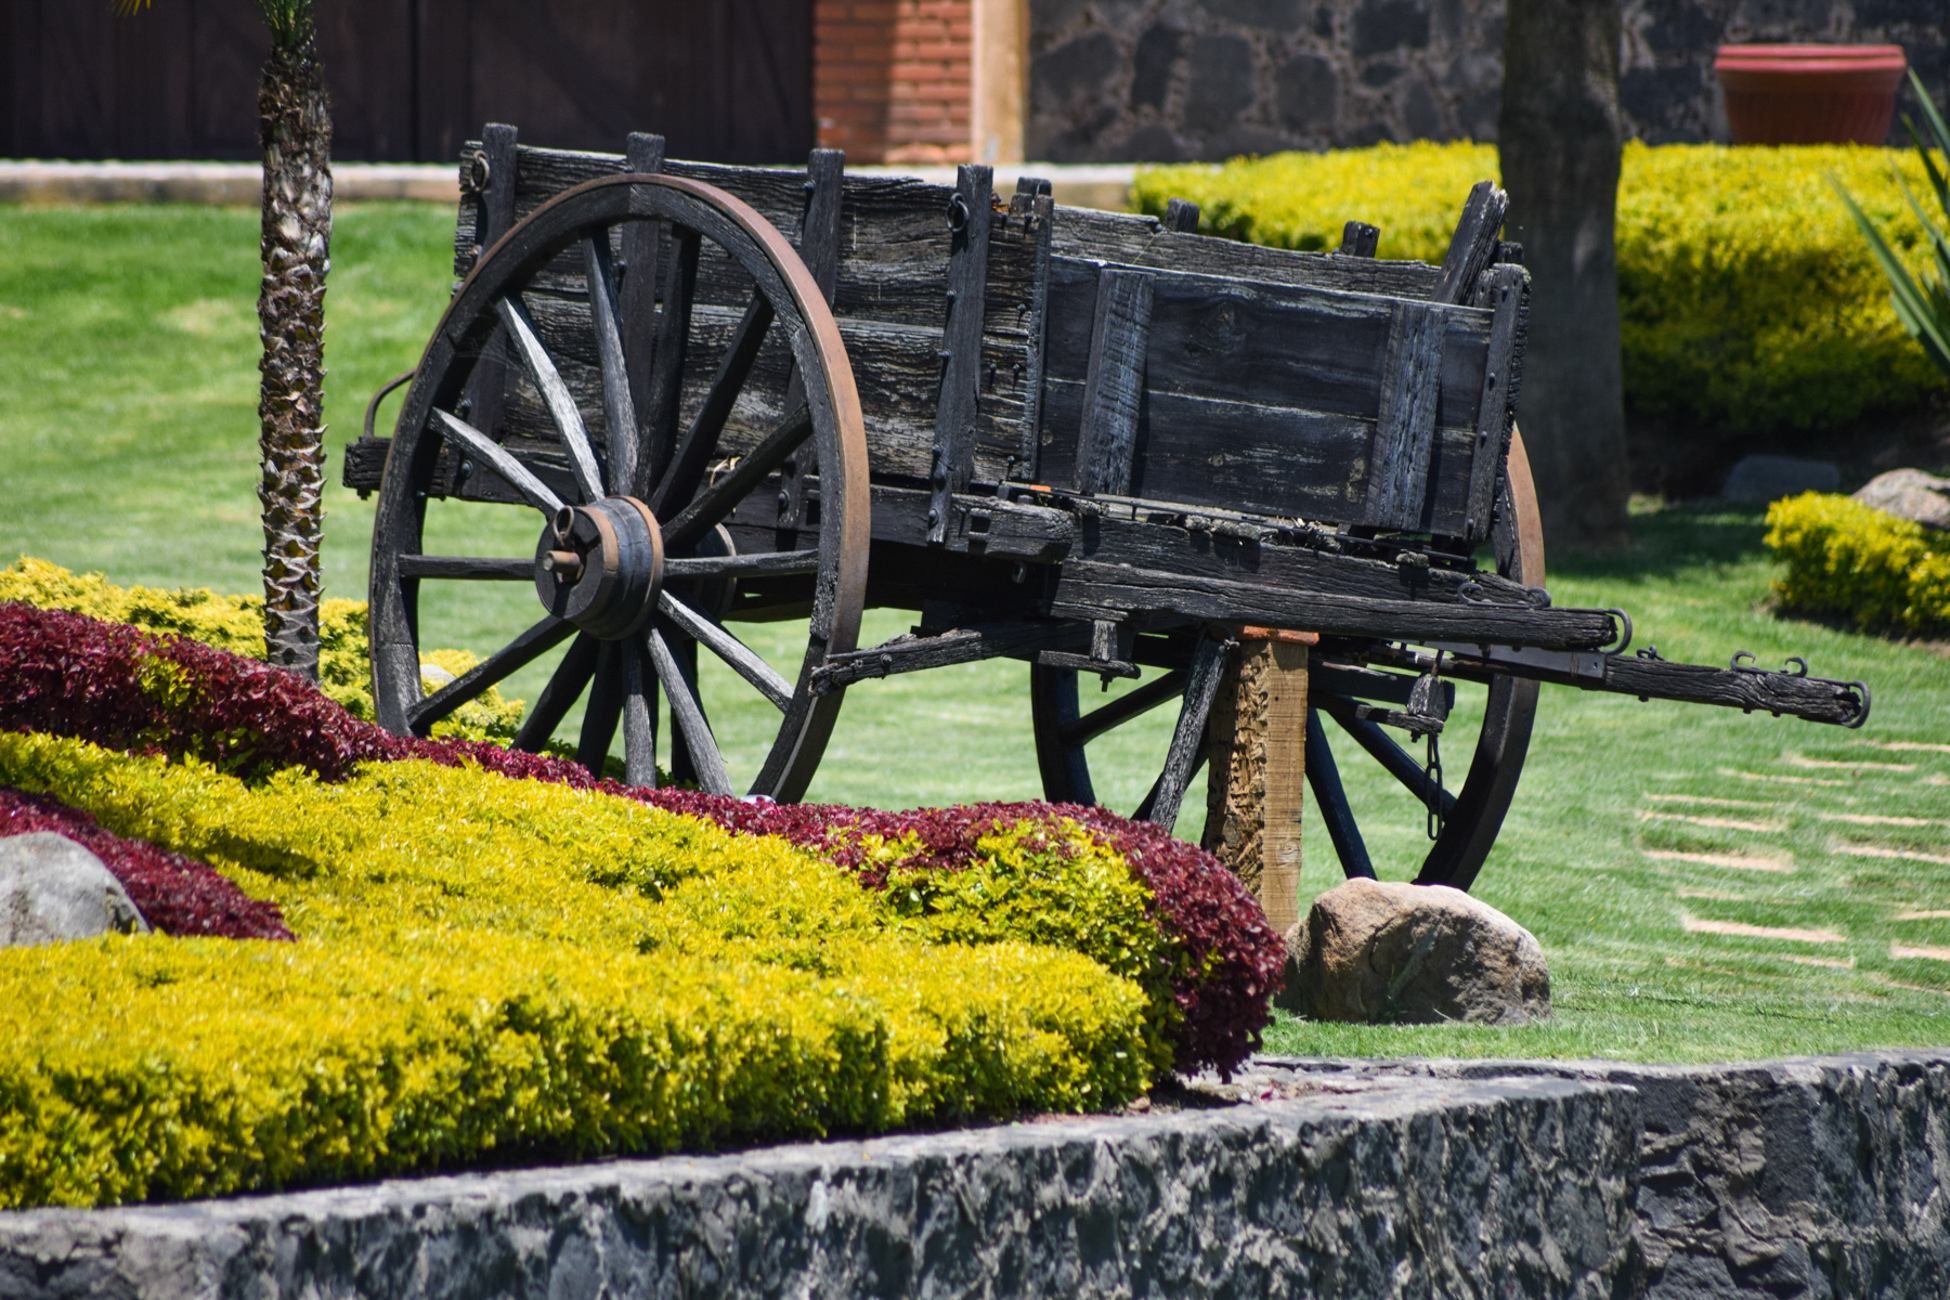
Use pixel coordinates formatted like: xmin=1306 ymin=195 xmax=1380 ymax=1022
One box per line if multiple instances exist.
xmin=344 ymin=126 xmax=1868 ymax=895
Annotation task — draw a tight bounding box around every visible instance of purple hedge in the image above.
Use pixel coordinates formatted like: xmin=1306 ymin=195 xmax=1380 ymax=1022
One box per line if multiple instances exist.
xmin=0 ymin=786 xmax=293 ymax=941
xmin=1 ymin=600 xmax=1283 ymax=1074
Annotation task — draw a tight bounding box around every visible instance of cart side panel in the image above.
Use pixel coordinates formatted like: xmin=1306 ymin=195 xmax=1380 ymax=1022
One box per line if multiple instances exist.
xmin=1035 ymin=257 xmax=1496 ymax=536
xmin=451 ymin=143 xmax=1040 ymax=506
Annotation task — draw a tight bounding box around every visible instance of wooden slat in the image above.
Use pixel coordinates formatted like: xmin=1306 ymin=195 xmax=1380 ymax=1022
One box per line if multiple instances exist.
xmin=1052 ymin=205 xmax=1443 ymax=298
xmin=1140 ymin=631 xmax=1231 ymax=830
xmin=929 ymin=164 xmax=994 ymax=543
xmin=1362 ymin=300 xmax=1447 ymax=530
xmin=1432 ymin=181 xmax=1510 ymax=305
xmin=458 ymin=124 xmax=520 ymax=444
xmin=1075 ymin=266 xmax=1154 ymax=497
xmin=1463 ymin=263 xmax=1528 ymax=541
xmin=1051 ymin=561 xmax=1620 ymax=649
xmin=1339 ymin=221 xmax=1380 ymax=257
xmin=616 ymin=132 xmax=666 ymax=498
xmin=779 ymin=148 xmax=847 ymax=537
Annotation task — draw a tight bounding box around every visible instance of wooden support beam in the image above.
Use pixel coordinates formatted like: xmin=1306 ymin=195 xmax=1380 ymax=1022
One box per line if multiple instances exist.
xmin=1204 ymin=629 xmax=1315 ymax=935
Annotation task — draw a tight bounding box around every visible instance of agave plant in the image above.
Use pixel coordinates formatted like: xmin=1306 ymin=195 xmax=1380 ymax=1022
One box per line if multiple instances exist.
xmin=119 ymin=0 xmax=331 ymax=681
xmin=1834 ymin=68 xmax=1950 ymax=382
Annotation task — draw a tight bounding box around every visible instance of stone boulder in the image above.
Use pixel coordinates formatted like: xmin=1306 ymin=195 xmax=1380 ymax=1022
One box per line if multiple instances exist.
xmin=1853 ymin=468 xmax=1950 ymax=530
xmin=1275 ymin=878 xmax=1549 ymax=1025
xmin=1721 ymin=454 xmax=1839 ymax=503
xmin=1 ymin=832 xmax=149 ymax=948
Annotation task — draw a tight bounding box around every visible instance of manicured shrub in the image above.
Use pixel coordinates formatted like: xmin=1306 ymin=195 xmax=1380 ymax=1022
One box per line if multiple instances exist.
xmin=0 ymin=733 xmax=1156 ymax=1208
xmin=0 ymin=559 xmax=520 ymax=741
xmin=1764 ymin=492 xmax=1950 ymax=635
xmin=1135 ymin=142 xmax=1948 ymax=437
xmin=0 ymin=599 xmax=1285 ymax=1075
xmin=0 ymin=786 xmax=291 ymax=941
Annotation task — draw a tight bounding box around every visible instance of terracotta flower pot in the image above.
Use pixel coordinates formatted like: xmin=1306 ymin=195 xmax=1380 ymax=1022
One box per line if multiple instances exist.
xmin=1714 ymin=44 xmax=1907 ymax=146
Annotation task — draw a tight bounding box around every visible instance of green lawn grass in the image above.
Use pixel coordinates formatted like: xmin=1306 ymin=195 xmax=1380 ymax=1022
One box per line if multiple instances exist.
xmin=4 ymin=202 xmax=1948 ymax=1065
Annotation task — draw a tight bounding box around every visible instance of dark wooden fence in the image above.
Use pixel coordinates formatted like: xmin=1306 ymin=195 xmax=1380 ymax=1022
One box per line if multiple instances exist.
xmin=1 ymin=0 xmax=811 ymax=165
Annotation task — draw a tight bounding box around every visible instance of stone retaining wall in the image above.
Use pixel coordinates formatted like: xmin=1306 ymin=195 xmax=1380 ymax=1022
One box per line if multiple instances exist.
xmin=4 ymin=1051 xmax=1947 ymax=1298
xmin=1027 ymin=0 xmax=1949 ymax=162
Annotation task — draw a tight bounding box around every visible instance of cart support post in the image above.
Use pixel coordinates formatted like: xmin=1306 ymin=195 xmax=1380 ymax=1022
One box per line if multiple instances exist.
xmin=1205 ymin=628 xmax=1316 ymax=935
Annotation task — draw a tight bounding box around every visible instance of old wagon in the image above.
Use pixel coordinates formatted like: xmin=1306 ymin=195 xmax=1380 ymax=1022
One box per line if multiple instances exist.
xmin=343 ymin=126 xmax=1868 ymax=895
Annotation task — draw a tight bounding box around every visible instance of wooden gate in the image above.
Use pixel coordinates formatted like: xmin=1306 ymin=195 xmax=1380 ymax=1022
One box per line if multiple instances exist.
xmin=0 ymin=0 xmax=811 ymax=165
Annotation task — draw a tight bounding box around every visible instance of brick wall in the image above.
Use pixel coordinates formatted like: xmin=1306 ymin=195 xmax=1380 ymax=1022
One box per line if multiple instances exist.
xmin=816 ymin=0 xmax=974 ymax=164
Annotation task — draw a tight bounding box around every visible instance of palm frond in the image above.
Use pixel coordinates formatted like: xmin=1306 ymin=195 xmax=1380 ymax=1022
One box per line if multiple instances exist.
xmin=111 ymin=0 xmax=314 ymax=48
xmin=1830 ymin=176 xmax=1950 ymax=378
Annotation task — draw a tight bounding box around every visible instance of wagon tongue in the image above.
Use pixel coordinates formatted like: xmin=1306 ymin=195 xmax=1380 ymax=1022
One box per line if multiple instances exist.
xmin=533 ymin=498 xmax=665 ymax=641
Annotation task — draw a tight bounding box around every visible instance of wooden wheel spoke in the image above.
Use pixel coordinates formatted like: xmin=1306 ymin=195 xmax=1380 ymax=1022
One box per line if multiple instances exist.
xmin=512 ymin=634 xmax=601 ymax=752
xmin=577 ymin=641 xmax=625 ymax=775
xmin=1318 ymin=697 xmax=1458 ymax=818
xmin=1137 ymin=634 xmax=1230 ymax=829
xmin=663 ymin=549 xmax=819 ymax=580
xmin=432 ymin=409 xmax=565 ymax=516
xmin=496 ymin=293 xmax=605 ymax=503
xmin=397 ymin=555 xmax=533 ymax=581
xmin=581 ymin=234 xmax=639 ymax=498
xmin=1059 ymin=670 xmax=1187 ymax=749
xmin=650 ymin=295 xmax=776 ymax=515
xmin=640 ymin=226 xmax=702 ymax=494
xmin=658 ymin=590 xmax=793 ymax=711
xmin=621 ymin=638 xmax=659 ymax=787
xmin=409 ymin=615 xmax=574 ymax=734
xmin=661 ymin=404 xmax=813 ymax=551
xmin=645 ymin=625 xmax=735 ymax=795
xmin=1305 ymin=707 xmax=1376 ymax=879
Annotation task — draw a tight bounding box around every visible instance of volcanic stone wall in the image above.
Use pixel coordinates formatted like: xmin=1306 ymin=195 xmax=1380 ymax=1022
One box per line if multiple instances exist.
xmin=1027 ymin=0 xmax=1950 ymax=162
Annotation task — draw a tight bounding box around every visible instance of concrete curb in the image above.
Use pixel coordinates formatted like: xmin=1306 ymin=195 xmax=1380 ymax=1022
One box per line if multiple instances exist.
xmin=0 ymin=162 xmax=1140 ymax=212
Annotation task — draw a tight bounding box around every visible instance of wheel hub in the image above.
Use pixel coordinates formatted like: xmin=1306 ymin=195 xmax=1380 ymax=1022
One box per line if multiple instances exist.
xmin=534 ymin=497 xmax=664 ymax=640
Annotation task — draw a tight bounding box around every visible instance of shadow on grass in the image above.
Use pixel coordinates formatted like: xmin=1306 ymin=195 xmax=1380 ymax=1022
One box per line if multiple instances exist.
xmin=1546 ymin=500 xmax=1771 ymax=584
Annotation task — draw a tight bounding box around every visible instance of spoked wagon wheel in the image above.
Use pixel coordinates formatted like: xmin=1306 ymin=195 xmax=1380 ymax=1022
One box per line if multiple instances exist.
xmin=368 ymin=174 xmax=869 ymax=799
xmin=1029 ymin=430 xmax=1546 ymax=893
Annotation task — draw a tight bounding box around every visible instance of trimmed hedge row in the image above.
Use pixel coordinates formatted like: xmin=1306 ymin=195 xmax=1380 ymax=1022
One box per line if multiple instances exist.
xmin=1134 ymin=142 xmax=1948 ymax=437
xmin=0 ymin=785 xmax=292 ymax=941
xmin=0 ymin=731 xmax=1161 ymax=1209
xmin=0 ymin=558 xmax=521 ymax=742
xmin=0 ymin=596 xmax=1284 ymax=1076
xmin=1764 ymin=493 xmax=1950 ymax=635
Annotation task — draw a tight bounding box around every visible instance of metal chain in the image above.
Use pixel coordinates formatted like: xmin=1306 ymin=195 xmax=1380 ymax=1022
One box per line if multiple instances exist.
xmin=1425 ymin=730 xmax=1444 ymax=841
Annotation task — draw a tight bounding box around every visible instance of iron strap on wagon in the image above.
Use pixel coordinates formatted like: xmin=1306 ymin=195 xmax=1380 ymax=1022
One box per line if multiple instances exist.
xmin=342 ymin=125 xmax=1868 ymax=898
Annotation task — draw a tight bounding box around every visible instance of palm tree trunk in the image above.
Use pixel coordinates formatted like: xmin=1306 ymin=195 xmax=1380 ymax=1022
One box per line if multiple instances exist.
xmin=256 ymin=36 xmax=331 ymax=679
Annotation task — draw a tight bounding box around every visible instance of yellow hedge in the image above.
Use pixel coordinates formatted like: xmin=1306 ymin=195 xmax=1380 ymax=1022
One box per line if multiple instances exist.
xmin=1764 ymin=492 xmax=1950 ymax=635
xmin=0 ymin=557 xmax=522 ymax=743
xmin=0 ymin=734 xmax=1157 ymax=1208
xmin=1135 ymin=142 xmax=1947 ymax=436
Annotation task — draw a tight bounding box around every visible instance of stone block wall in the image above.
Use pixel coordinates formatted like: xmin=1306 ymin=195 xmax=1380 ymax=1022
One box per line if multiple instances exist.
xmin=818 ymin=0 xmax=977 ymax=164
xmin=1027 ymin=0 xmax=1949 ymax=162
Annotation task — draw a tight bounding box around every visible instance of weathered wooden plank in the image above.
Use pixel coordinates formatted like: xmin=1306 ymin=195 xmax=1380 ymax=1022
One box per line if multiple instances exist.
xmin=1039 ymin=380 xmax=1477 ymax=529
xmin=779 ymin=148 xmax=847 ymax=539
xmin=1141 ymin=631 xmax=1231 ymax=830
xmin=930 ymin=165 xmax=995 ymax=543
xmin=812 ymin=619 xmax=1089 ymax=692
xmin=1164 ymin=198 xmax=1201 ymax=233
xmin=1462 ymin=263 xmax=1528 ymax=541
xmin=1339 ymin=221 xmax=1380 ymax=257
xmin=1051 ymin=561 xmax=1620 ymax=649
xmin=1203 ymin=635 xmax=1309 ymax=933
xmin=1075 ymin=267 xmax=1154 ymax=497
xmin=1431 ymin=181 xmax=1509 ymax=305
xmin=1043 ymin=258 xmax=1492 ymax=424
xmin=1006 ymin=186 xmax=1056 ymax=478
xmin=1362 ymin=300 xmax=1447 ymax=531
xmin=615 ymin=132 xmax=665 ymax=498
xmin=1052 ymin=205 xmax=1443 ymax=298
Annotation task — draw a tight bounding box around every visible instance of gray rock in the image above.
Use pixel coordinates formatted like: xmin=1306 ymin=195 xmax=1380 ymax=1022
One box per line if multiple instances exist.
xmin=1853 ymin=467 xmax=1950 ymax=530
xmin=1277 ymin=878 xmax=1550 ymax=1025
xmin=0 ymin=832 xmax=148 ymax=947
xmin=1721 ymin=455 xmax=1841 ymax=503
